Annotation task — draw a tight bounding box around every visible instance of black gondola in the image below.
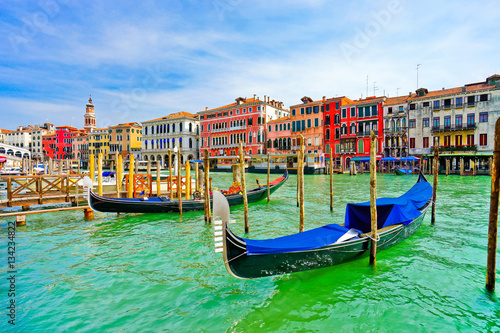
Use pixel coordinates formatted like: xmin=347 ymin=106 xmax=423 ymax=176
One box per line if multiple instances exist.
xmin=88 ymin=170 xmax=288 ymax=213
xmin=212 ymin=172 xmax=432 ymax=279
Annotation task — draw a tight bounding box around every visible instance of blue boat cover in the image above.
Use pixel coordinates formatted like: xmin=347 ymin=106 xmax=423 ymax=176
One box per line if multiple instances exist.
xmin=245 ymin=224 xmax=351 ymax=255
xmin=102 ymin=171 xmax=116 ymax=177
xmin=396 ymin=168 xmax=412 ymax=174
xmin=345 ymin=179 xmax=432 ymax=233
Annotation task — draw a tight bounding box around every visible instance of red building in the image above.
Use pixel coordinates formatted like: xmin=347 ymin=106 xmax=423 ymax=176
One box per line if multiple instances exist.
xmin=42 ymin=126 xmax=79 ymax=160
xmin=322 ymin=96 xmax=353 ymax=167
xmin=326 ymin=96 xmax=386 ymax=168
xmin=198 ymin=96 xmax=289 ymax=156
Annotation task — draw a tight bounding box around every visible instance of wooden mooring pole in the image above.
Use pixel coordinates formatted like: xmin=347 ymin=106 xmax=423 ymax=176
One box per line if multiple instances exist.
xmin=299 ymin=136 xmax=305 ymax=233
xmin=239 ymin=142 xmax=249 ymax=233
xmin=185 ymin=160 xmax=191 ymax=200
xmin=177 ymin=150 xmax=182 ymax=215
xmin=98 ymin=153 xmax=103 ymax=196
xmin=204 ymin=149 xmax=211 ymax=223
xmin=156 ymin=161 xmax=161 ymax=197
xmin=369 ymin=131 xmax=378 ymax=265
xmin=168 ymin=149 xmax=173 ymax=200
xmin=431 ymin=145 xmax=439 ymax=224
xmin=117 ymin=154 xmax=123 ymax=198
xmin=195 ymin=162 xmax=199 ymax=192
xmin=89 ymin=155 xmax=94 ymax=181
xmin=486 ymin=118 xmax=500 ymax=291
xmin=128 ymin=154 xmax=135 ymax=198
xmin=329 ymin=156 xmax=334 ymax=211
xmin=267 ymin=152 xmax=270 ymax=202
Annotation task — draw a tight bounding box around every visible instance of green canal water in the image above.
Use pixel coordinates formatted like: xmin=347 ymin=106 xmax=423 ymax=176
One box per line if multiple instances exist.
xmin=1 ymin=173 xmax=499 ymax=332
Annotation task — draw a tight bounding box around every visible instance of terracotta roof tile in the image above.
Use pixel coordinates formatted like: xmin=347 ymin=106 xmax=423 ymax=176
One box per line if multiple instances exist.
xmin=267 ymin=116 xmax=291 ymax=123
xmin=145 ymin=111 xmax=197 ymax=122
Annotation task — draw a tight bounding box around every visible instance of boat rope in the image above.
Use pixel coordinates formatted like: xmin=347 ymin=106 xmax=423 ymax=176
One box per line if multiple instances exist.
xmin=364 ymin=233 xmax=381 ymax=242
xmin=225 ymin=251 xmax=248 ymax=264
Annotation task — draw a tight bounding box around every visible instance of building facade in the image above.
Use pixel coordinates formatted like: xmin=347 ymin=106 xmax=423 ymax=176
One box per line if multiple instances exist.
xmin=42 ymin=126 xmax=79 ymax=160
xmin=408 ymin=75 xmax=500 ymax=169
xmin=289 ymin=96 xmax=326 ymax=153
xmin=383 ymin=96 xmax=411 ymax=158
xmin=141 ymin=111 xmax=199 ymax=166
xmin=266 ymin=117 xmax=292 ymax=155
xmin=72 ymin=131 xmax=89 ymax=161
xmin=4 ymin=126 xmax=33 ymax=150
xmin=88 ymin=128 xmax=110 ymax=157
xmin=30 ymin=123 xmax=55 ymax=160
xmin=323 ymin=96 xmax=353 ymax=166
xmin=108 ymin=122 xmax=142 ymax=160
xmin=198 ymin=95 xmax=289 ymax=157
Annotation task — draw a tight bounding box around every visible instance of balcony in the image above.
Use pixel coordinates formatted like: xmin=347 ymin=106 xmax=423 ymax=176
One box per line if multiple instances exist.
xmin=431 ymin=145 xmax=477 ymax=152
xmin=357 ymin=130 xmax=378 ymax=137
xmin=431 ymin=124 xmax=476 ymax=132
xmin=212 ymin=125 xmax=247 ymax=133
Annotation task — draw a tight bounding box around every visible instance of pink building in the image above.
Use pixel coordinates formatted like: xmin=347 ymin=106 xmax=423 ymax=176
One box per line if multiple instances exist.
xmin=266 ymin=117 xmax=292 ymax=154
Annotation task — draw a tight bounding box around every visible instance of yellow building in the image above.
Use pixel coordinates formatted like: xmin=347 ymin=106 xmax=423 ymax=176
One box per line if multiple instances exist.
xmin=108 ymin=122 xmax=142 ymax=160
xmin=88 ymin=128 xmax=110 ymax=156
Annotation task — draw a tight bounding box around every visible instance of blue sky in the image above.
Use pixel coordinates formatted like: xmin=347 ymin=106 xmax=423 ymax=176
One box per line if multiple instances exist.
xmin=1 ymin=0 xmax=499 ymax=129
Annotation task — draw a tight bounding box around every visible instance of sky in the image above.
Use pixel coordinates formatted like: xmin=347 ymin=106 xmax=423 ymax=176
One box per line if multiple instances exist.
xmin=1 ymin=0 xmax=499 ymax=130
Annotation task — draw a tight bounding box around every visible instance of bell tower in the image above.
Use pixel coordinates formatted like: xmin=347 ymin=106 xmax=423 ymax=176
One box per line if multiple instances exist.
xmin=84 ymin=95 xmax=96 ymax=132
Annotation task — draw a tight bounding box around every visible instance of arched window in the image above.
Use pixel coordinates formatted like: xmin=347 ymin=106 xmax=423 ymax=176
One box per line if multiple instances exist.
xmin=189 ymin=138 xmax=193 ymax=148
xmin=180 ymin=123 xmax=183 ymax=132
xmin=267 ymin=139 xmax=272 ymax=148
xmin=357 ymin=140 xmax=364 ymax=153
xmin=341 ymin=124 xmax=347 ymax=135
xmin=172 ymin=124 xmax=176 ymax=132
xmin=248 ymin=132 xmax=253 ymax=143
xmin=189 ymin=123 xmax=192 ymax=132
xmin=274 ymin=139 xmax=278 ymax=148
xmin=167 ymin=124 xmax=170 ymax=133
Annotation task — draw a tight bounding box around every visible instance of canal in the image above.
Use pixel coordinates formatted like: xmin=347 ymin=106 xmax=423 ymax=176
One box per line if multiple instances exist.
xmin=1 ymin=173 xmax=498 ymax=331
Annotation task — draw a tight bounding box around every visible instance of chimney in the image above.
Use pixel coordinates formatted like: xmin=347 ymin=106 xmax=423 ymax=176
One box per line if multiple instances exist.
xmin=409 ymin=92 xmax=411 ymax=97
xmin=205 ymin=107 xmax=208 ymax=111
xmin=322 ymin=96 xmax=326 ymax=102
xmin=264 ymin=95 xmax=266 ymax=103
xmin=253 ymin=94 xmax=256 ymax=100
xmin=462 ymin=86 xmax=466 ymax=92
xmin=267 ymin=96 xmax=270 ymax=103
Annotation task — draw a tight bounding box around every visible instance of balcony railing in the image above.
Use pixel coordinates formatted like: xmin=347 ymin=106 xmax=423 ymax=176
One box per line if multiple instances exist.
xmin=357 ymin=130 xmax=378 ymax=137
xmin=431 ymin=124 xmax=476 ymax=132
xmin=431 ymin=145 xmax=477 ymax=152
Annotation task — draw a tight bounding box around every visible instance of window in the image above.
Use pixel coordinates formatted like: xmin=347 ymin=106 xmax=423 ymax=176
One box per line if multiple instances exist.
xmin=479 ymin=94 xmax=488 ymax=102
xmin=467 ymin=134 xmax=474 ymax=146
xmin=467 ymin=113 xmax=475 ymax=127
xmin=325 ymin=129 xmax=330 ymax=141
xmin=268 ymin=125 xmax=271 ymax=132
xmin=480 ymin=134 xmax=487 ymax=146
xmin=292 ymin=109 xmax=296 ymax=116
xmin=388 ymin=107 xmax=393 ymax=114
xmin=301 ymin=108 xmax=304 ymax=115
xmin=455 ymin=115 xmax=462 ymax=128
xmin=325 ymin=115 xmax=331 ymax=126
xmin=444 ymin=116 xmax=451 ymax=128
xmin=467 ymin=95 xmax=475 ymax=106
xmin=443 ymin=135 xmax=451 ymax=147
xmin=335 ymin=128 xmax=340 ymax=139
xmin=422 ymin=102 xmax=430 ymax=108
xmin=313 ymin=106 xmax=319 ymax=113
xmin=433 ymin=100 xmax=440 ymax=110
xmin=455 ymin=135 xmax=462 ymax=146
xmin=306 ymin=107 xmax=312 ymax=114
xmin=292 ymin=122 xmax=296 ymax=132
xmin=342 ymin=108 xmax=347 ymax=118
xmin=409 ymin=119 xmax=416 ymax=128
xmin=307 ymin=119 xmax=312 ymax=128
xmin=314 ymin=118 xmax=319 ymax=127
xmin=423 ymin=137 xmax=429 ymax=148
xmin=336 ymin=102 xmax=340 ymax=110
xmin=399 ymin=106 xmax=404 ymax=113
xmin=350 ymin=107 xmax=355 ymax=117
xmin=410 ymin=138 xmax=415 ymax=149
xmin=409 ymin=103 xmax=416 ymax=110
xmin=456 ymin=97 xmax=463 ymax=107
xmin=275 ymin=124 xmax=278 ymax=131
xmin=433 ymin=117 xmax=440 ymax=129
xmin=443 ymin=99 xmax=452 ymax=108
xmin=479 ymin=112 xmax=488 ymax=122
xmin=358 ymin=107 xmax=363 ymax=118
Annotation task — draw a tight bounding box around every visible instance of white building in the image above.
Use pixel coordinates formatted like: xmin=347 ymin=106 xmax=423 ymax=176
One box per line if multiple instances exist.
xmin=383 ymin=95 xmax=412 ymax=158
xmin=4 ymin=126 xmax=33 ymax=151
xmin=141 ymin=111 xmax=199 ymax=167
xmin=30 ymin=123 xmax=55 ymax=160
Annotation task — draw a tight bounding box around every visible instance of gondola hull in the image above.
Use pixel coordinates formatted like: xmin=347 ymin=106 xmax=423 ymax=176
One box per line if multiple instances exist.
xmin=223 ymin=207 xmax=428 ymax=279
xmin=395 ymin=168 xmax=412 ymax=175
xmin=89 ymin=171 xmax=288 ymax=213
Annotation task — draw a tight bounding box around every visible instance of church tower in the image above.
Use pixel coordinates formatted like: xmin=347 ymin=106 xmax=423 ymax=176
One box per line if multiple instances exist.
xmin=84 ymin=95 xmax=96 ymax=132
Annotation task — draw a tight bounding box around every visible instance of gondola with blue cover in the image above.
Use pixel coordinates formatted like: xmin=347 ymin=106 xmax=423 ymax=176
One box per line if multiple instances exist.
xmin=212 ymin=172 xmax=432 ymax=279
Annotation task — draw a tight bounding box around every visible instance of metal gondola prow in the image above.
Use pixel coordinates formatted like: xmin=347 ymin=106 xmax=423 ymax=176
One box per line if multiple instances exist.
xmin=212 ymin=190 xmax=229 ymax=254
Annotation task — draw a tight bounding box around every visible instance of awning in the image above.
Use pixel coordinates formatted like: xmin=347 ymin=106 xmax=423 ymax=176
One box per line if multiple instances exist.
xmin=0 ymin=156 xmax=6 ymax=163
xmin=381 ymin=157 xmax=399 ymax=162
xmin=350 ymin=156 xmax=382 ymax=162
xmin=400 ymin=156 xmax=419 ymax=161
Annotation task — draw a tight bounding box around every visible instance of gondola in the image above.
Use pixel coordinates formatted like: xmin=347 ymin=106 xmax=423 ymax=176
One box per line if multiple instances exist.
xmin=212 ymin=172 xmax=432 ymax=279
xmin=395 ymin=168 xmax=413 ymax=175
xmin=88 ymin=170 xmax=288 ymax=213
